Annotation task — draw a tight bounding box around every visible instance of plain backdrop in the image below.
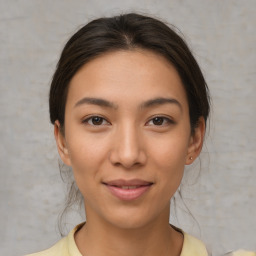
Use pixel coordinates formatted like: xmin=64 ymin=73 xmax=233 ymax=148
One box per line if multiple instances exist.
xmin=0 ymin=0 xmax=255 ymax=255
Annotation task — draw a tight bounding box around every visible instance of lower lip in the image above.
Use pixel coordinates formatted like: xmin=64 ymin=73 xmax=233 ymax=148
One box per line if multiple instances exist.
xmin=105 ymin=185 xmax=152 ymax=201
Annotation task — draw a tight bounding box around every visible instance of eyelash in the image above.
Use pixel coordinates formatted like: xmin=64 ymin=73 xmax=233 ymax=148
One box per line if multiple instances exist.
xmin=146 ymin=116 xmax=175 ymax=126
xmin=82 ymin=115 xmax=110 ymax=126
xmin=82 ymin=115 xmax=175 ymax=127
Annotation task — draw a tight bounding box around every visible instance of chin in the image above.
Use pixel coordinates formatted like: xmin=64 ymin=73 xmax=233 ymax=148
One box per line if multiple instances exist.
xmin=101 ymin=205 xmax=168 ymax=231
xmin=107 ymin=216 xmax=152 ymax=230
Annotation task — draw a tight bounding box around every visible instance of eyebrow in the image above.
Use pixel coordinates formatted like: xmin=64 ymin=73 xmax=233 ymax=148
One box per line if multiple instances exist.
xmin=74 ymin=97 xmax=118 ymax=109
xmin=140 ymin=97 xmax=182 ymax=111
xmin=74 ymin=97 xmax=182 ymax=111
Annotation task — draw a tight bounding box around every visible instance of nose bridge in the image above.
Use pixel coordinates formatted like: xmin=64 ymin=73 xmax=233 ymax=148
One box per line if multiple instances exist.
xmin=110 ymin=120 xmax=146 ymax=168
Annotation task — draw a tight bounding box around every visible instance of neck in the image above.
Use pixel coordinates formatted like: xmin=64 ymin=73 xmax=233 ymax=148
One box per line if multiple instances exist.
xmin=75 ymin=207 xmax=183 ymax=256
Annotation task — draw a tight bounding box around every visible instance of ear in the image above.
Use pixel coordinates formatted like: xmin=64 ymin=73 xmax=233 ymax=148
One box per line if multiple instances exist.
xmin=186 ymin=116 xmax=205 ymax=165
xmin=54 ymin=120 xmax=71 ymax=166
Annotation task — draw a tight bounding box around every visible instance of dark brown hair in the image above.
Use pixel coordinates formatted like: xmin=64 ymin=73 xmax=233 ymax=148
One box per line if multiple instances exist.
xmin=49 ymin=13 xmax=210 ymax=234
xmin=49 ymin=13 xmax=210 ymax=133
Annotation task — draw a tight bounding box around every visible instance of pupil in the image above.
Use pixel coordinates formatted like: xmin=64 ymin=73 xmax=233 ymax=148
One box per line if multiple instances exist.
xmin=153 ymin=117 xmax=163 ymax=125
xmin=92 ymin=117 xmax=103 ymax=125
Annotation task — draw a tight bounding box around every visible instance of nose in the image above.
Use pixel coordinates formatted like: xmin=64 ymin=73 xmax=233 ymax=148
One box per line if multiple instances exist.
xmin=109 ymin=123 xmax=147 ymax=169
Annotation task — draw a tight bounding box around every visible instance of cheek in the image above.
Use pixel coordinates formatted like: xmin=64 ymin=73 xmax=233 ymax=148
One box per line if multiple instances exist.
xmin=155 ymin=143 xmax=185 ymax=186
xmin=148 ymin=129 xmax=190 ymax=189
xmin=65 ymin=130 xmax=110 ymax=182
xmin=149 ymin=131 xmax=190 ymax=167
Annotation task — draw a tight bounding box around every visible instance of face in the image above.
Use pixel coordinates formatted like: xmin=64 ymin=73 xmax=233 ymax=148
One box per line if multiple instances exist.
xmin=55 ymin=49 xmax=204 ymax=229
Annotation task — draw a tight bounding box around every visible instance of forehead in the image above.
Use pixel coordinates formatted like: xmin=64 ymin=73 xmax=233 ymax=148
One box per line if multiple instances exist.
xmin=67 ymin=49 xmax=188 ymax=110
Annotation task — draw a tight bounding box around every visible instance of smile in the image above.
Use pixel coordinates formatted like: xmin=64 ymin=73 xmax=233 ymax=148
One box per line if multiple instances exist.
xmin=119 ymin=185 xmax=140 ymax=189
xmin=103 ymin=179 xmax=153 ymax=201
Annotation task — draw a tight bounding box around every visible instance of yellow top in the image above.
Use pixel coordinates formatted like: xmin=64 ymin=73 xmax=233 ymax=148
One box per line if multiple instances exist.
xmin=226 ymin=251 xmax=256 ymax=256
xmin=26 ymin=223 xmax=208 ymax=256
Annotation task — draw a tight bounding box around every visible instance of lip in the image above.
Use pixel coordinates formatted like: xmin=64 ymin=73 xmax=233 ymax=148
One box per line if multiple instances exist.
xmin=103 ymin=179 xmax=153 ymax=201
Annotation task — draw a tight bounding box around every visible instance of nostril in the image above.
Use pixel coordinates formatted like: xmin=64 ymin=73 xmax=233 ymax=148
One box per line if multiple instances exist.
xmin=108 ymin=134 xmax=147 ymax=168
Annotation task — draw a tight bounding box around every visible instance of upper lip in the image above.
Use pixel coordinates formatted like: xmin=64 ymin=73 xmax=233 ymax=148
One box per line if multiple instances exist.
xmin=103 ymin=179 xmax=153 ymax=187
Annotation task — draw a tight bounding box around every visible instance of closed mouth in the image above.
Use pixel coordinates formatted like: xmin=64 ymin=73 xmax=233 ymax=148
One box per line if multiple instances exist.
xmin=103 ymin=179 xmax=153 ymax=187
xmin=103 ymin=179 xmax=153 ymax=201
xmin=116 ymin=185 xmax=145 ymax=189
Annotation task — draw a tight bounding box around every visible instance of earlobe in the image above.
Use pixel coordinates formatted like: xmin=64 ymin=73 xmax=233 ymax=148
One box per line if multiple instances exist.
xmin=54 ymin=120 xmax=71 ymax=166
xmin=186 ymin=117 xmax=205 ymax=165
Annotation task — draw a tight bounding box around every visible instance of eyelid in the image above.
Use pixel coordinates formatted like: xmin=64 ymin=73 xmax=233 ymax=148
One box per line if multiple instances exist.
xmin=146 ymin=115 xmax=175 ymax=126
xmin=81 ymin=115 xmax=174 ymax=126
xmin=82 ymin=115 xmax=111 ymax=126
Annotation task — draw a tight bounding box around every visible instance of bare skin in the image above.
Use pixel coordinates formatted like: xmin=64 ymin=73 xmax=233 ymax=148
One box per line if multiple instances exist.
xmin=54 ymin=49 xmax=205 ymax=256
xmin=75 ymin=210 xmax=183 ymax=256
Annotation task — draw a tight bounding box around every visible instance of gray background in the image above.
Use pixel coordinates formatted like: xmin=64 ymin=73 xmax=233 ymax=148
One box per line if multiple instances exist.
xmin=0 ymin=0 xmax=255 ymax=255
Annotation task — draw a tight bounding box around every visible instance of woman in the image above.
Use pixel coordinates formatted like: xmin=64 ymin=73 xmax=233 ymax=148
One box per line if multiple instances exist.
xmin=28 ymin=13 xmax=210 ymax=256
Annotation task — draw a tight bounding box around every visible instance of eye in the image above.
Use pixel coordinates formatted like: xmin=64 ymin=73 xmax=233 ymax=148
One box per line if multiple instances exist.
xmin=146 ymin=116 xmax=174 ymax=126
xmin=83 ymin=116 xmax=110 ymax=126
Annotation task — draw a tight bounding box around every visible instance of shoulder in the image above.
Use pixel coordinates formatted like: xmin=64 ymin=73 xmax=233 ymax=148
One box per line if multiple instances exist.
xmin=180 ymin=232 xmax=208 ymax=256
xmin=25 ymin=236 xmax=69 ymax=256
xmin=226 ymin=251 xmax=256 ymax=256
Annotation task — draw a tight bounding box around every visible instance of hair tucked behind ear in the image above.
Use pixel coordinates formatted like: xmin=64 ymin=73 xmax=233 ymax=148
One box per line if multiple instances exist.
xmin=49 ymin=13 xmax=210 ymax=130
xmin=49 ymin=12 xmax=211 ymax=234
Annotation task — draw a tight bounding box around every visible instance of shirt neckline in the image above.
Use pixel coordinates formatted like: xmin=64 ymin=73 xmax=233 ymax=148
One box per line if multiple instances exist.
xmin=67 ymin=222 xmax=188 ymax=256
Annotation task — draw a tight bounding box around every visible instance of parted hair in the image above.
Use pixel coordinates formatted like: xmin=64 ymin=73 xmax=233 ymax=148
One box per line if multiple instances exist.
xmin=49 ymin=13 xmax=210 ymax=133
xmin=49 ymin=13 xmax=210 ymax=234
